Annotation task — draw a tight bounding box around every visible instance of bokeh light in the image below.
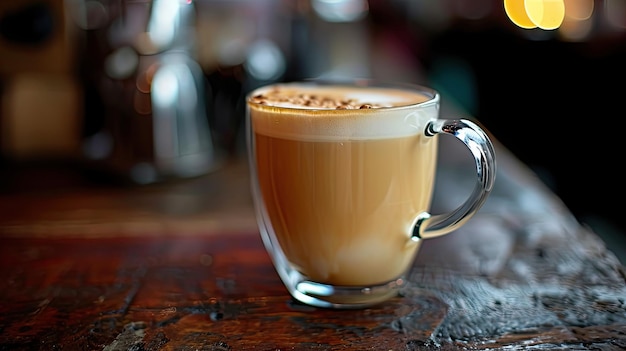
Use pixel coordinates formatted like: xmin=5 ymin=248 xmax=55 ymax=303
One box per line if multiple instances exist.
xmin=565 ymin=0 xmax=594 ymax=20
xmin=504 ymin=0 xmax=537 ymax=28
xmin=525 ymin=0 xmax=565 ymax=29
xmin=606 ymin=0 xmax=626 ymax=29
xmin=559 ymin=0 xmax=594 ymax=41
xmin=311 ymin=0 xmax=369 ymax=23
xmin=244 ymin=39 xmax=286 ymax=81
xmin=504 ymin=0 xmax=566 ymax=30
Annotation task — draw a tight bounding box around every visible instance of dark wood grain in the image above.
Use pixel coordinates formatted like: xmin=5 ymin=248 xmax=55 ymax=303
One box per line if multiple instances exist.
xmin=0 ymin=235 xmax=435 ymax=350
xmin=1 ymin=228 xmax=625 ymax=350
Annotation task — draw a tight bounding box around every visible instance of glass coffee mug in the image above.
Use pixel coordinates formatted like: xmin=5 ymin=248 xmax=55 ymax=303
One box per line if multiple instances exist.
xmin=246 ymin=80 xmax=496 ymax=309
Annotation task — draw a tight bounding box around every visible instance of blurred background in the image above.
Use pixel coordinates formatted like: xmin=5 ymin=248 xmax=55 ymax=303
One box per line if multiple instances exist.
xmin=0 ymin=0 xmax=625 ymax=258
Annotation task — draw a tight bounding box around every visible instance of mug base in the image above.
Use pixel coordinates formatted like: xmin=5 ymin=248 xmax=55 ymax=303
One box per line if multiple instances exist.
xmin=282 ymin=270 xmax=407 ymax=309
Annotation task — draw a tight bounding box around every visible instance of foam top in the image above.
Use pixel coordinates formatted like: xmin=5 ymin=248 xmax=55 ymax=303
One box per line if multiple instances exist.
xmin=249 ymin=83 xmax=431 ymax=110
xmin=248 ymin=82 xmax=439 ymax=141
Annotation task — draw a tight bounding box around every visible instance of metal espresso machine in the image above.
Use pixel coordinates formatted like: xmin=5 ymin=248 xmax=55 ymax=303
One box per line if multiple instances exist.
xmin=79 ymin=0 xmax=218 ymax=184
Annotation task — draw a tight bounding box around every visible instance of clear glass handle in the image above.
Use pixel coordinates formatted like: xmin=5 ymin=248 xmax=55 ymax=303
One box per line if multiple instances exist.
xmin=412 ymin=119 xmax=497 ymax=240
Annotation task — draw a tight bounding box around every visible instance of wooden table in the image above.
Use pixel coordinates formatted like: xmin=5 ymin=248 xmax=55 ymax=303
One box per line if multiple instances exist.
xmin=1 ymin=135 xmax=625 ymax=350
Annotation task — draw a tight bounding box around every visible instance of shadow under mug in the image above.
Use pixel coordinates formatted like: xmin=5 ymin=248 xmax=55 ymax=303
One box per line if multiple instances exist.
xmin=246 ymin=80 xmax=496 ymax=309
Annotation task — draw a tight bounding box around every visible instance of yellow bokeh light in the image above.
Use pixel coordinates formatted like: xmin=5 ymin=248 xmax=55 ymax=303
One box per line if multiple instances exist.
xmin=525 ymin=0 xmax=565 ymax=30
xmin=504 ymin=0 xmax=566 ymax=30
xmin=504 ymin=0 xmax=537 ymax=28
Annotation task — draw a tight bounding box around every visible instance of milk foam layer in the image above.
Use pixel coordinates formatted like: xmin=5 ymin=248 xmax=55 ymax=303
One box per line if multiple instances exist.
xmin=248 ymin=83 xmax=439 ymax=141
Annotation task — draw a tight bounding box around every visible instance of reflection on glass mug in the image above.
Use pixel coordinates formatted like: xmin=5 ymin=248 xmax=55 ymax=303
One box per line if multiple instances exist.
xmin=246 ymin=80 xmax=496 ymax=309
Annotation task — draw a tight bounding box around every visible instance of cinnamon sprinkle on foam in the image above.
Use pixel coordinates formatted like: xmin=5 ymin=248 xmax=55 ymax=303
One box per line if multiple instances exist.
xmin=250 ymin=88 xmax=385 ymax=110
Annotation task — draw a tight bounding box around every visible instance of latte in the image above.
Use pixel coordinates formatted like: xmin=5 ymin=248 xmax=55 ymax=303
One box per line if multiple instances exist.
xmin=248 ymin=82 xmax=438 ymax=286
